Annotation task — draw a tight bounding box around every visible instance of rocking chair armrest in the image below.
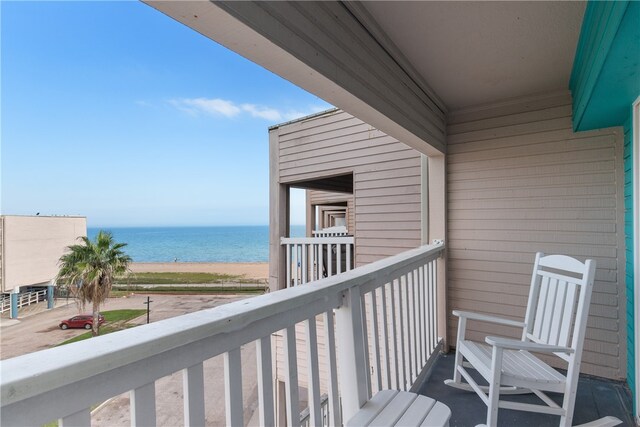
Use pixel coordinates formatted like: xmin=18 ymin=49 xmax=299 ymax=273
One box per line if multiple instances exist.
xmin=452 ymin=310 xmax=526 ymax=329
xmin=485 ymin=336 xmax=574 ymax=354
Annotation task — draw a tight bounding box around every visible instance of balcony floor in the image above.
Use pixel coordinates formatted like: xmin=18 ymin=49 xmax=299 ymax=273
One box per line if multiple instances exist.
xmin=417 ymin=352 xmax=634 ymax=426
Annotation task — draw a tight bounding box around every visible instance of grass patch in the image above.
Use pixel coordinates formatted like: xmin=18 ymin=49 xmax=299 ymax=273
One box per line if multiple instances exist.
xmin=103 ymin=309 xmax=146 ymax=322
xmin=115 ymin=272 xmax=251 ymax=285
xmin=57 ymin=309 xmax=146 ymax=346
xmin=112 ymin=285 xmax=266 ymax=295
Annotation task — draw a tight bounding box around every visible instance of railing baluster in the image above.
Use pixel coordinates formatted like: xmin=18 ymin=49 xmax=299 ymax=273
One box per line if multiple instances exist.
xmin=257 ymin=336 xmax=275 ymax=427
xmin=337 ymin=244 xmax=342 ymax=274
xmin=305 ymin=318 xmax=322 ymax=426
xmin=323 ymin=310 xmax=341 ymax=427
xmin=312 ymin=243 xmax=317 ymax=281
xmin=346 ymin=243 xmax=352 ymax=271
xmin=369 ymin=290 xmax=382 ymax=393
xmin=130 ymin=382 xmax=156 ymax=427
xmin=294 ymin=244 xmax=300 ymax=286
xmin=389 ymin=279 xmax=400 ymax=389
xmin=380 ymin=284 xmax=391 ymax=389
xmin=327 ymin=245 xmax=333 ymax=277
xmin=407 ymin=273 xmax=415 ymax=383
xmin=59 ymin=408 xmax=91 ymax=427
xmin=418 ymin=266 xmax=425 ymax=367
xmin=430 ymin=260 xmax=437 ymax=351
xmin=426 ymin=262 xmax=433 ymax=352
xmin=361 ymin=293 xmax=372 ymax=398
xmin=406 ymin=272 xmax=414 ymax=382
xmin=284 ymin=326 xmax=300 ymax=427
xmin=224 ymin=348 xmax=243 ymax=426
xmin=301 ymin=244 xmax=307 ymax=284
xmin=398 ymin=276 xmax=408 ymax=389
xmin=319 ymin=244 xmax=324 ymax=279
xmin=411 ymin=269 xmax=422 ymax=382
xmin=286 ymin=244 xmax=292 ymax=287
xmin=183 ymin=363 xmax=205 ymax=427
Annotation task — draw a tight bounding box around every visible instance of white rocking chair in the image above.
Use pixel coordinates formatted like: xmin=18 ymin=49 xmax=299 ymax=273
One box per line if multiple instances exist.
xmin=445 ymin=253 xmax=622 ymax=427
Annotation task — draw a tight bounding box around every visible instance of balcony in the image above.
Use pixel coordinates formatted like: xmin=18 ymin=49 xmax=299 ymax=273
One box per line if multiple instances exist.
xmin=281 ymin=234 xmax=355 ymax=287
xmin=1 ymin=243 xmax=445 ymax=426
xmin=2 ymin=239 xmax=635 ymax=425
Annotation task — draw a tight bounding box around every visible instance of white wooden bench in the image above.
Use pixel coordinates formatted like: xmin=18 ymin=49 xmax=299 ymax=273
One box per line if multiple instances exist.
xmin=346 ymin=390 xmax=451 ymax=426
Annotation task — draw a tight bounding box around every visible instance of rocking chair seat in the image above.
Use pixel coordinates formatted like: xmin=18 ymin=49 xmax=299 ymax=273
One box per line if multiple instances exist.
xmin=458 ymin=340 xmax=566 ymax=393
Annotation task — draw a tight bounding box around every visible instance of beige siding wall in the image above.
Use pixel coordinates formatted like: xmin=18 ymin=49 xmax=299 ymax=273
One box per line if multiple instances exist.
xmin=446 ymin=92 xmax=626 ymax=379
xmin=275 ymin=109 xmax=422 ymax=266
xmin=1 ymin=216 xmax=87 ymax=292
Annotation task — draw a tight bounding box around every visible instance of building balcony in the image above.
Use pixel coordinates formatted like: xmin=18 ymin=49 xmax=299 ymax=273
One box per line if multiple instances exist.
xmin=281 ymin=234 xmax=355 ymax=287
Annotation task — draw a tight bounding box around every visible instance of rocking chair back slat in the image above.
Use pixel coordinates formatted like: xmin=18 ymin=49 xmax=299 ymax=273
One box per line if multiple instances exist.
xmin=558 ymin=282 xmax=578 ymax=347
xmin=539 ymin=277 xmax=559 ymax=343
xmin=531 ymin=275 xmax=549 ymax=339
xmin=526 ymin=254 xmax=591 ymax=359
xmin=548 ymin=280 xmax=568 ymax=346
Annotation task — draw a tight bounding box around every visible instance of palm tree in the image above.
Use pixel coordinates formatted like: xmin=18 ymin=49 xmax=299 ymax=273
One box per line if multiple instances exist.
xmin=56 ymin=231 xmax=131 ymax=336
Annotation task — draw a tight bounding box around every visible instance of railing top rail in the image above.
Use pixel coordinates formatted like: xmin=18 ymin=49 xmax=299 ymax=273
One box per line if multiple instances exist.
xmin=1 ymin=242 xmax=444 ymax=408
xmin=281 ymin=236 xmax=354 ymax=244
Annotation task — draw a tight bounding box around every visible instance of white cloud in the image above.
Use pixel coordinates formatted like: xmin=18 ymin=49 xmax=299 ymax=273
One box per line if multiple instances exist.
xmin=170 ymin=97 xmax=330 ymax=122
xmin=171 ymin=98 xmax=241 ymax=118
xmin=241 ymin=104 xmax=282 ymax=121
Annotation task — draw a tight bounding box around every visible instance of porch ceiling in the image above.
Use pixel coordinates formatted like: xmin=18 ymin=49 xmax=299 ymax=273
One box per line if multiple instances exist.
xmin=360 ymin=1 xmax=586 ymax=110
xmin=289 ymin=174 xmax=353 ymax=194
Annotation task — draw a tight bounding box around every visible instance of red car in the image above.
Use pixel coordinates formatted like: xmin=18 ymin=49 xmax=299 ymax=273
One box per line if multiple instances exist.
xmin=59 ymin=314 xmax=105 ymax=330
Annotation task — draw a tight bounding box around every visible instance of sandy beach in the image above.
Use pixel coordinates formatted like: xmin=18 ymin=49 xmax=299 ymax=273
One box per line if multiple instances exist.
xmin=130 ymin=262 xmax=269 ymax=281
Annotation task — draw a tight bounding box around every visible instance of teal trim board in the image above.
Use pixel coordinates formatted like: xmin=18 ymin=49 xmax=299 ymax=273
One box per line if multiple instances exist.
xmin=624 ymin=115 xmax=634 ymax=396
xmin=570 ymin=0 xmax=639 ymax=409
xmin=570 ymin=1 xmax=639 ymax=132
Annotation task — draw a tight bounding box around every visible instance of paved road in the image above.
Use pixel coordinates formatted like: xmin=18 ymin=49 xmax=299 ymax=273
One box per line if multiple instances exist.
xmin=1 ymin=293 xmax=261 ymax=426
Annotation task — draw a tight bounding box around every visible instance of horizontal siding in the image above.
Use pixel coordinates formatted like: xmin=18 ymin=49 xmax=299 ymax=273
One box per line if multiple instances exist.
xmin=446 ymin=93 xmax=626 ymax=380
xmin=277 ymin=110 xmax=422 ymax=266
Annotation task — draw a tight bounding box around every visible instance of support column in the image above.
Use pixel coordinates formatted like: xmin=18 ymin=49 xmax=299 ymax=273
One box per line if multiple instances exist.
xmin=335 ymin=287 xmax=369 ymax=421
xmin=47 ymin=284 xmax=55 ymax=309
xmin=420 ymin=154 xmax=429 ymax=245
xmin=428 ymin=154 xmax=448 ymax=351
xmin=10 ymin=288 xmax=19 ymax=319
xmin=269 ymin=128 xmax=290 ymax=291
xmin=306 ymin=192 xmax=315 ymax=237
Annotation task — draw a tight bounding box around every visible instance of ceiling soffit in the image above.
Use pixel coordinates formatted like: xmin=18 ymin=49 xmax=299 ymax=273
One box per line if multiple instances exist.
xmin=360 ymin=1 xmax=586 ymax=110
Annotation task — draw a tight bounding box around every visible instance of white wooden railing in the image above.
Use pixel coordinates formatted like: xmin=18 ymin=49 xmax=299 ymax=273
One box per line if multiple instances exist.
xmin=0 ymin=243 xmax=445 ymax=427
xmin=0 ymin=294 xmax=11 ymax=314
xmin=281 ymin=236 xmax=355 ymax=287
xmin=312 ymin=226 xmax=349 ymax=237
xmin=17 ymin=289 xmax=47 ymax=308
xmin=1 ymin=289 xmax=48 ymax=314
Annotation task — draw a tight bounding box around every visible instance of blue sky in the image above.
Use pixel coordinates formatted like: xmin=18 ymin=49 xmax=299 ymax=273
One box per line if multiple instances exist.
xmin=1 ymin=1 xmax=330 ymax=227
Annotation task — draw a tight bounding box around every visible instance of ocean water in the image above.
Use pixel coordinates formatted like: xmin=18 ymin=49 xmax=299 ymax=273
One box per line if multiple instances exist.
xmin=87 ymin=225 xmax=305 ymax=263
